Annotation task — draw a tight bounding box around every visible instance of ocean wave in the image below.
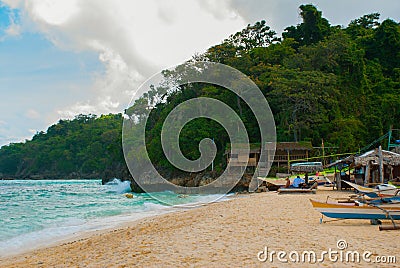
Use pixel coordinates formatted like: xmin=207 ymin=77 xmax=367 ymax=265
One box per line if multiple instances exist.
xmin=103 ymin=178 xmax=131 ymax=194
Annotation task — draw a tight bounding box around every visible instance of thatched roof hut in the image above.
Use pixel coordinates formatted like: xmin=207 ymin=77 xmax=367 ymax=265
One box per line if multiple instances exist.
xmin=354 ymin=149 xmax=400 ymax=167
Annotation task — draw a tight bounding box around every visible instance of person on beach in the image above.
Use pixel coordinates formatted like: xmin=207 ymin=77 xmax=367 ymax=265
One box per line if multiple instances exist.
xmin=284 ymin=177 xmax=291 ymax=188
xmin=291 ymin=175 xmax=305 ymax=188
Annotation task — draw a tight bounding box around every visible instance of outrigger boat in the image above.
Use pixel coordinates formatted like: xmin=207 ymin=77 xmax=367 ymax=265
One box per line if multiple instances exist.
xmin=310 ymin=196 xmax=400 ymax=230
xmin=309 ymin=176 xmax=334 ymax=186
xmin=278 ymin=185 xmax=317 ymax=194
xmin=343 ymin=181 xmax=399 ymax=198
xmin=388 ymin=181 xmax=400 ymax=188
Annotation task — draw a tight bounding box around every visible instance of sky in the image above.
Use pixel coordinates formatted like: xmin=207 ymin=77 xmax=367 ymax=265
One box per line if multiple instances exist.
xmin=0 ymin=0 xmax=399 ymax=147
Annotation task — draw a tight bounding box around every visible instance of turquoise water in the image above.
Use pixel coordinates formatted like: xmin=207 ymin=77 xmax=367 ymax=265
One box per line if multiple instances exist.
xmin=0 ymin=179 xmax=222 ymax=256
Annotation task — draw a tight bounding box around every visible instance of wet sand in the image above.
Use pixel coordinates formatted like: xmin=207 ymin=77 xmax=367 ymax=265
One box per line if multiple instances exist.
xmin=1 ymin=188 xmax=398 ymax=267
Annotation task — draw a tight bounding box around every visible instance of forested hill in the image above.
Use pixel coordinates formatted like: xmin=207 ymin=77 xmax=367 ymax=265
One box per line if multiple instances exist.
xmin=1 ymin=5 xmax=399 ymax=181
xmin=0 ymin=114 xmax=128 ymax=180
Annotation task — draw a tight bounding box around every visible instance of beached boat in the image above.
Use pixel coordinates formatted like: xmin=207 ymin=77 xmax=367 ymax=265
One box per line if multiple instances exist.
xmin=310 ymin=199 xmax=400 ymax=220
xmin=388 ymin=181 xmax=400 ymax=188
xmin=308 ymin=176 xmax=334 ymax=186
xmin=257 ymin=176 xmax=332 ymax=189
xmin=278 ymin=188 xmax=316 ymax=194
xmin=343 ymin=181 xmax=399 ymax=198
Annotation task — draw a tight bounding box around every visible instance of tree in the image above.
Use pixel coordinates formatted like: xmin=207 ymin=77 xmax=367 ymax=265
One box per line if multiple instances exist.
xmin=283 ymin=4 xmax=331 ymax=46
xmin=370 ymin=19 xmax=400 ymax=75
xmin=225 ymin=20 xmax=278 ymax=52
xmin=349 ymin=13 xmax=380 ymax=30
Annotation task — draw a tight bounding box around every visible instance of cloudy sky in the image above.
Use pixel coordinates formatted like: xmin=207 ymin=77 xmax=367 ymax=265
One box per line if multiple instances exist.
xmin=0 ymin=0 xmax=399 ymax=146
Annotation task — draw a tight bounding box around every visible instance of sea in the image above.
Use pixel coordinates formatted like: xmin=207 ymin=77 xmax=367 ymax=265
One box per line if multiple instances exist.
xmin=0 ymin=179 xmax=226 ymax=257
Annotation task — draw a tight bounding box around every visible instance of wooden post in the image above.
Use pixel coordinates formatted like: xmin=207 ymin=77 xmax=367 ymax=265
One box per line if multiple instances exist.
xmin=337 ymin=170 xmax=342 ymax=190
xmin=365 ymin=161 xmax=370 ymax=186
xmin=379 ymin=146 xmax=384 ymax=183
xmin=334 ymin=165 xmax=337 ymax=190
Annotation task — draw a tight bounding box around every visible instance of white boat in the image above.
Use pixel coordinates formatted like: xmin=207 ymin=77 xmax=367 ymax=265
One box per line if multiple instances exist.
xmin=343 ymin=181 xmax=399 ymax=198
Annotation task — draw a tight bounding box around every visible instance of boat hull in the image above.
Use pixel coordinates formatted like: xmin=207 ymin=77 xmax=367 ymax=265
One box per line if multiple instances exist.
xmin=310 ymin=199 xmax=400 ymax=220
xmin=343 ymin=181 xmax=399 ymax=198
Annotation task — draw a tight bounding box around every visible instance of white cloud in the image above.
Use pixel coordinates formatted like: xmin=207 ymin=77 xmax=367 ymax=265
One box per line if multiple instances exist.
xmin=5 ymin=21 xmax=21 ymax=36
xmin=196 ymin=0 xmax=239 ymax=20
xmin=1 ymin=0 xmax=23 ymax=9
xmin=57 ymin=96 xmax=120 ymax=118
xmin=28 ymin=0 xmax=80 ymax=26
xmin=25 ymin=109 xmax=40 ymax=119
xmin=2 ymin=0 xmax=246 ymax=120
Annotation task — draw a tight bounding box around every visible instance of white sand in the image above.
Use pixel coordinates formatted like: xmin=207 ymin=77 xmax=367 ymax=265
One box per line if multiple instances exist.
xmin=1 ymin=188 xmax=399 ymax=267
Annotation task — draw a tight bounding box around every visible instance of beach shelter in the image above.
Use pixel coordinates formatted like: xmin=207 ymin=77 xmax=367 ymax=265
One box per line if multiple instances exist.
xmin=290 ymin=162 xmax=324 ymax=173
xmin=290 ymin=162 xmax=323 ymax=184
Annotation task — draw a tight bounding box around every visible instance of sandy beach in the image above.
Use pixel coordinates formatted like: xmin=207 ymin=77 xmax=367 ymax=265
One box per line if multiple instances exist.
xmin=1 ymin=188 xmax=399 ymax=267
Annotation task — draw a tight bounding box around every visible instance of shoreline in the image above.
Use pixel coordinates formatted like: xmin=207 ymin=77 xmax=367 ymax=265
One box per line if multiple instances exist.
xmin=1 ymin=189 xmax=399 ymax=267
xmin=0 ymin=207 xmax=179 ymax=258
xmin=0 ymin=193 xmax=231 ymax=259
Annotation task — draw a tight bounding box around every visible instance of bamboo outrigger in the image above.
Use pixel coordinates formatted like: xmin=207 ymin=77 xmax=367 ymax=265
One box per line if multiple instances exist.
xmin=310 ymin=195 xmax=400 ymax=230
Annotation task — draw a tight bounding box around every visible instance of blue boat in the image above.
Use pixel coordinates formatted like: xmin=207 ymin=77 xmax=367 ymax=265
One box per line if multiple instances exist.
xmin=310 ymin=199 xmax=400 ymax=220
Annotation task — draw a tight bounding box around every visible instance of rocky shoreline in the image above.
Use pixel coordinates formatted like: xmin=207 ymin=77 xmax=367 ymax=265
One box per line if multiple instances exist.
xmin=1 ymin=170 xmax=254 ymax=193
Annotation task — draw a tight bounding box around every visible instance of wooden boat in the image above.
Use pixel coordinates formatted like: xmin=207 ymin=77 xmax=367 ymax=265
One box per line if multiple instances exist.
xmin=308 ymin=176 xmax=334 ymax=186
xmin=310 ymin=199 xmax=400 ymax=220
xmin=343 ymin=181 xmax=399 ymax=198
xmin=257 ymin=177 xmax=288 ymax=187
xmin=277 ymin=181 xmax=318 ymax=194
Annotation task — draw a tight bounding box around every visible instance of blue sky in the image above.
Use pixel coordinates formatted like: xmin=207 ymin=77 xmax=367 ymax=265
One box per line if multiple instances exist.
xmin=0 ymin=32 xmax=102 ymax=142
xmin=0 ymin=0 xmax=399 ymax=147
xmin=0 ymin=4 xmax=15 ymax=28
xmin=0 ymin=4 xmax=103 ymax=146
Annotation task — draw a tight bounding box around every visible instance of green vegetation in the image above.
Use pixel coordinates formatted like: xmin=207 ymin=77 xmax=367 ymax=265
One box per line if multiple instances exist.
xmin=0 ymin=114 xmax=125 ymax=179
xmin=1 ymin=5 xmax=399 ymax=180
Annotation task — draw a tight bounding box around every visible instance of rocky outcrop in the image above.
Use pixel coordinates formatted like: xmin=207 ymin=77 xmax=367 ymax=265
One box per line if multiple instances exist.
xmin=114 ymin=170 xmax=254 ymax=193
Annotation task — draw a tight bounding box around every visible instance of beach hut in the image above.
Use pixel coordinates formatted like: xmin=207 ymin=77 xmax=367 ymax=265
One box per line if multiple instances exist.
xmin=354 ymin=147 xmax=400 ymax=186
xmin=225 ymin=142 xmax=314 ymax=176
xmin=225 ymin=143 xmax=261 ymax=173
xmin=273 ymin=142 xmax=313 ymax=171
xmin=326 ymin=147 xmax=400 ymax=189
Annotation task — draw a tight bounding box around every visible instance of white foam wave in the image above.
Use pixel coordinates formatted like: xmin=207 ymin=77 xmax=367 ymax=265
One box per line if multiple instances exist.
xmin=104 ymin=178 xmax=132 ymax=194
